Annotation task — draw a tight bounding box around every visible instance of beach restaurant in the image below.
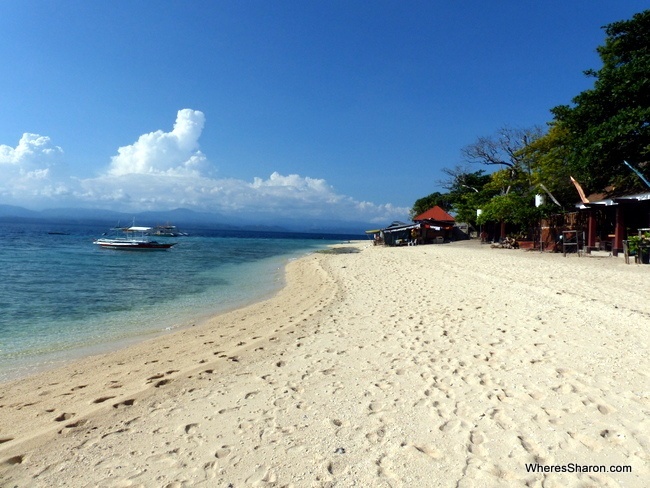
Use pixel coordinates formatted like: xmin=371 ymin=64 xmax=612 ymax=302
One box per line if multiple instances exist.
xmin=373 ymin=206 xmax=456 ymax=246
xmin=412 ymin=206 xmax=456 ymax=243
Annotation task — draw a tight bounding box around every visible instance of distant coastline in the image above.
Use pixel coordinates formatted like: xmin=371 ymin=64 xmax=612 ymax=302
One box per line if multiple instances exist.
xmin=0 ymin=204 xmax=373 ymax=236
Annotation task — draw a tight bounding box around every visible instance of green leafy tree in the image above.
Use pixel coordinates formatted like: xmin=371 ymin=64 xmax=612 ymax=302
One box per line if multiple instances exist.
xmin=409 ymin=192 xmax=453 ymax=219
xmin=550 ymin=10 xmax=650 ymax=194
xmin=478 ymin=169 xmax=541 ymax=229
xmin=476 ymin=192 xmax=551 ymax=238
xmin=440 ymin=168 xmax=497 ymax=225
xmin=458 ymin=127 xmax=546 ymax=234
xmin=519 ymin=123 xmax=575 ymax=206
xmin=440 ymin=166 xmax=492 ymax=196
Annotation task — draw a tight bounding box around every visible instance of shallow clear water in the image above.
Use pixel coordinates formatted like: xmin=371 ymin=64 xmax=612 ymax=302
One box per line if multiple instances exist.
xmin=0 ymin=221 xmax=359 ymax=381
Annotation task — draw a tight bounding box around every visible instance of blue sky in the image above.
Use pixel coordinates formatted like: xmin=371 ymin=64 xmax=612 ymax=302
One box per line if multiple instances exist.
xmin=0 ymin=1 xmax=644 ymax=224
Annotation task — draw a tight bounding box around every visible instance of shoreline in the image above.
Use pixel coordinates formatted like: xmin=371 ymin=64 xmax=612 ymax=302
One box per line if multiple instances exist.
xmin=0 ymin=247 xmax=339 ymax=464
xmin=1 ymin=240 xmax=648 ymax=487
xmin=0 ymin=247 xmax=304 ymax=384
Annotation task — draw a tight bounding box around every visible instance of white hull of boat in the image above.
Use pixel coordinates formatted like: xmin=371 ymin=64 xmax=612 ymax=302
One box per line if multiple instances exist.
xmin=93 ymin=238 xmax=175 ymax=251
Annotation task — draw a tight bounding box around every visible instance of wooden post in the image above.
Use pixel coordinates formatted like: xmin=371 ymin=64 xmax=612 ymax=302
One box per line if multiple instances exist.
xmin=587 ymin=209 xmax=597 ymax=251
xmin=613 ymin=205 xmax=625 ymax=256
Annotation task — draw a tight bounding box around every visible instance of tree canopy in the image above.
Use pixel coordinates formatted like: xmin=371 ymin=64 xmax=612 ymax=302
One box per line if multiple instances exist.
xmin=409 ymin=192 xmax=452 ymax=219
xmin=549 ymin=9 xmax=650 ymax=194
xmin=411 ymin=10 xmax=649 ymax=237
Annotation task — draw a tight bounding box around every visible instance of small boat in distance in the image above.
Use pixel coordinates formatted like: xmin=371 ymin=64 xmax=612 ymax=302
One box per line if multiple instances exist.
xmin=94 ymin=226 xmax=176 ymax=251
xmin=147 ymin=224 xmax=188 ymax=237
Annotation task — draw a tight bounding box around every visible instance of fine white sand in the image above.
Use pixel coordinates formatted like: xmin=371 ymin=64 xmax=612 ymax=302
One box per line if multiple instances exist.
xmin=1 ymin=240 xmax=648 ymax=487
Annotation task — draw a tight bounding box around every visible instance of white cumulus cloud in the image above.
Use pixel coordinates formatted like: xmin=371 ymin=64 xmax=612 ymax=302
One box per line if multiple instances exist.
xmin=0 ymin=133 xmax=70 ymax=204
xmin=0 ymin=133 xmax=64 ymax=172
xmin=108 ymin=109 xmax=209 ymax=177
xmin=0 ymin=109 xmax=410 ymax=224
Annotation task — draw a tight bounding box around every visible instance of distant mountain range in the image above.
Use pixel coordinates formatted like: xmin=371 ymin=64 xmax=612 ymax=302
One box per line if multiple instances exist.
xmin=0 ymin=205 xmax=373 ymax=236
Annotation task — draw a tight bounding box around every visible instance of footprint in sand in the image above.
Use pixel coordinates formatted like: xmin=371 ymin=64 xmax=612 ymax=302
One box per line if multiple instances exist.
xmin=245 ymin=465 xmax=277 ymax=484
xmin=569 ymin=431 xmax=602 ymax=451
xmin=365 ymin=427 xmax=387 ymax=444
xmin=518 ymin=435 xmax=546 ymax=460
xmin=4 ymin=455 xmax=24 ymax=466
xmin=490 ymin=409 xmax=516 ymax=430
xmin=64 ymin=419 xmax=88 ymax=429
xmin=214 ymin=446 xmax=231 ymax=459
xmin=374 ymin=380 xmax=393 ymax=391
xmin=600 ymin=429 xmax=626 ymax=444
xmin=376 ymin=455 xmax=398 ymax=480
xmin=54 ymin=412 xmax=75 ymax=422
xmin=368 ymin=401 xmax=384 ymax=413
xmin=470 ymin=431 xmax=485 ymax=445
xmin=113 ymin=399 xmax=136 ymax=409
xmin=412 ymin=443 xmax=443 ymax=460
xmin=92 ymin=396 xmax=116 ymax=404
xmin=597 ymin=403 xmax=616 ymax=415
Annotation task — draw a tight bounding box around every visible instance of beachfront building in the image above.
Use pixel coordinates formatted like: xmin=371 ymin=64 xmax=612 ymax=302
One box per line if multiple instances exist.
xmin=379 ymin=221 xmax=420 ymax=246
xmin=539 ymin=191 xmax=650 ymax=255
xmin=575 ymin=191 xmax=650 ymax=256
xmin=375 ymin=206 xmax=457 ymax=246
xmin=412 ymin=206 xmax=456 ymax=244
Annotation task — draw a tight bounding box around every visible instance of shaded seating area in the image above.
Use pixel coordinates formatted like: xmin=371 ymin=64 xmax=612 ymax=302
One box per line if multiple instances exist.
xmin=576 ymin=191 xmax=650 ymax=257
xmin=412 ymin=206 xmax=456 ymax=244
xmin=379 ymin=221 xmax=420 ymax=246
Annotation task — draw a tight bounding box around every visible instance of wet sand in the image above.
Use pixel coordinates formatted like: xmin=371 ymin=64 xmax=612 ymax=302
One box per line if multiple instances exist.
xmin=1 ymin=240 xmax=648 ymax=487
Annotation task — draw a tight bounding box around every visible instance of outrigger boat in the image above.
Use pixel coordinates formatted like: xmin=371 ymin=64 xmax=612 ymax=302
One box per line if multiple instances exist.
xmin=147 ymin=224 xmax=188 ymax=237
xmin=93 ymin=226 xmax=176 ymax=251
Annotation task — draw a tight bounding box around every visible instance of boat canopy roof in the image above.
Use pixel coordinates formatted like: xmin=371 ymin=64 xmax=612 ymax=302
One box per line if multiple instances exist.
xmin=126 ymin=226 xmax=152 ymax=232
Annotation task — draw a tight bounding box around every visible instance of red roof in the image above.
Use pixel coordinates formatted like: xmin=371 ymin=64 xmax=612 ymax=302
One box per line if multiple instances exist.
xmin=413 ymin=206 xmax=455 ymax=222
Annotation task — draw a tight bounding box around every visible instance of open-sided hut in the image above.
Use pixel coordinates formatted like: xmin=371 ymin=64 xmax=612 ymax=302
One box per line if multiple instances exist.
xmin=380 ymin=221 xmax=420 ymax=246
xmin=412 ymin=206 xmax=456 ymax=243
xmin=576 ymin=191 xmax=650 ymax=255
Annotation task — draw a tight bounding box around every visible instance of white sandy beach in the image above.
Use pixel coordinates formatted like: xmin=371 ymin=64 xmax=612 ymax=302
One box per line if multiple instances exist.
xmin=1 ymin=240 xmax=648 ymax=487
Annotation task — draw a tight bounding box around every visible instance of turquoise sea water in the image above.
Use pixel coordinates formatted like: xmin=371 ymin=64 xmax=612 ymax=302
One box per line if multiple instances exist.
xmin=0 ymin=221 xmax=360 ymax=382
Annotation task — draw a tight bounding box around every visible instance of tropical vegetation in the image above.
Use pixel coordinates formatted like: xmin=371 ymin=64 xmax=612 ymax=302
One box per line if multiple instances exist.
xmin=413 ymin=9 xmax=650 ymax=236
